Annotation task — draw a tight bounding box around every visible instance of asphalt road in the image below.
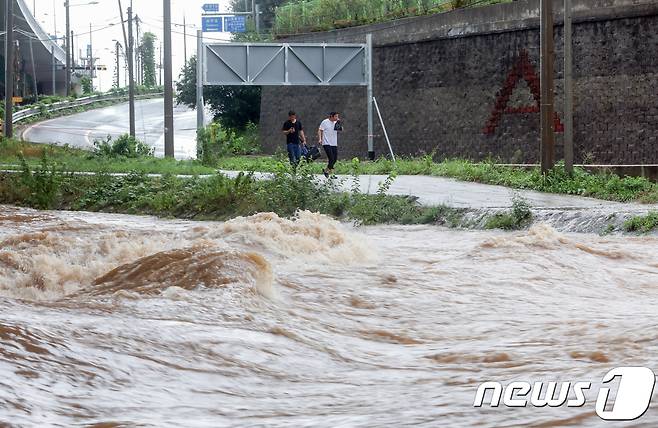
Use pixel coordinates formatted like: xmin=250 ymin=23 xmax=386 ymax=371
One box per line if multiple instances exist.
xmin=23 ymin=98 xmax=202 ymax=160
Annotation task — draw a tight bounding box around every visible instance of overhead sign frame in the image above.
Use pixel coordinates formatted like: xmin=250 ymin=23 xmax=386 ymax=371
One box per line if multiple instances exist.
xmin=202 ymin=42 xmax=368 ymax=86
xmin=197 ymin=34 xmax=389 ymax=160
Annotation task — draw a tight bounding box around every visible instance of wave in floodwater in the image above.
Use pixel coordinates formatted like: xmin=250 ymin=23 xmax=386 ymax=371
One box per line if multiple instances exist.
xmin=1 ymin=205 xmax=658 ymax=427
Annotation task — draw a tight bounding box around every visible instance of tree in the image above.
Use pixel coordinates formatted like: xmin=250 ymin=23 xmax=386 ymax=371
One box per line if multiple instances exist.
xmin=80 ymin=75 xmax=93 ymax=94
xmin=176 ymin=55 xmax=261 ymax=131
xmin=140 ymin=32 xmax=157 ymax=87
xmin=230 ymin=0 xmax=286 ymax=33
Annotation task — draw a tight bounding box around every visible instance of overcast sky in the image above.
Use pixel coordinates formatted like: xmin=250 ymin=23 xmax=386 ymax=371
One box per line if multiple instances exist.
xmin=29 ymin=0 xmax=233 ymax=91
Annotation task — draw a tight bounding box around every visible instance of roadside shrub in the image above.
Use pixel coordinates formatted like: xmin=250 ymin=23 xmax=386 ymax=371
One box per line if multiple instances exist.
xmin=197 ymin=122 xmax=226 ymax=165
xmin=485 ymin=194 xmax=532 ymax=230
xmin=17 ymin=151 xmax=62 ymax=209
xmin=623 ymin=212 xmax=658 ymax=233
xmin=93 ymin=134 xmax=154 ymax=158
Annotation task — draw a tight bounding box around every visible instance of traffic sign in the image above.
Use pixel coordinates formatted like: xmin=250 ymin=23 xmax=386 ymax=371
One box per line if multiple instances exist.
xmin=224 ymin=16 xmax=247 ymax=33
xmin=202 ymin=16 xmax=223 ymax=32
xmin=202 ymin=3 xmax=219 ymax=13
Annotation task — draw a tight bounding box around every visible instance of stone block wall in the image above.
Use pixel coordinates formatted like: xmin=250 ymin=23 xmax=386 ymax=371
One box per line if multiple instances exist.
xmin=259 ymin=0 xmax=658 ymax=164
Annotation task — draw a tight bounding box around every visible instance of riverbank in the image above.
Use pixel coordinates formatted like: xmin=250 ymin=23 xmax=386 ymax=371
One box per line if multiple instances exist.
xmin=4 ymin=141 xmax=658 ymax=233
xmin=7 ymin=143 xmax=658 ymax=204
xmin=216 ymin=155 xmax=658 ymax=204
xmin=0 ymin=162 xmax=452 ymax=226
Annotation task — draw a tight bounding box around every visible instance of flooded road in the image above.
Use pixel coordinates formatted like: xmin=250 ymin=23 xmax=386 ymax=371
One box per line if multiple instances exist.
xmin=1 ymin=205 xmax=658 ymax=427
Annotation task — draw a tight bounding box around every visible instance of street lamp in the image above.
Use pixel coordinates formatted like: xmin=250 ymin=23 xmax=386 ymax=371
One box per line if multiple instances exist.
xmin=64 ymin=0 xmax=99 ymax=96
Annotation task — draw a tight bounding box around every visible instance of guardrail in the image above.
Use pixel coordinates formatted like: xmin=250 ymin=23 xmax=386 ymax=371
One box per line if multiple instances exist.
xmin=12 ymin=92 xmax=164 ymax=124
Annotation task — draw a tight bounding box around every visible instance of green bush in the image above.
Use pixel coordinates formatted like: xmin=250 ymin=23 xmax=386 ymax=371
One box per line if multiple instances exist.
xmin=485 ymin=195 xmax=532 ymax=230
xmin=197 ymin=122 xmax=262 ymax=166
xmin=17 ymin=151 xmax=62 ymax=209
xmin=92 ymin=134 xmax=154 ymax=158
xmin=623 ymin=212 xmax=658 ymax=233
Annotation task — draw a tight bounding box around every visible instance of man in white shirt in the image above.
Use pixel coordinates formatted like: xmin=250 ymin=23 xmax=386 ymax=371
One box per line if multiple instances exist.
xmin=318 ymin=112 xmax=342 ymax=178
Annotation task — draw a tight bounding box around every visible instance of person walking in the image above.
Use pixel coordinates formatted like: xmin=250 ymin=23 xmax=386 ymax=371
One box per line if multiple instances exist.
xmin=282 ymin=111 xmax=306 ymax=166
xmin=318 ymin=112 xmax=342 ymax=178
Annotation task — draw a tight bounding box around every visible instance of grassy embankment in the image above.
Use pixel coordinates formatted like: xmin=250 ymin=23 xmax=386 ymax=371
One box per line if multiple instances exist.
xmin=216 ymin=155 xmax=658 ymax=204
xmin=0 ymin=139 xmax=466 ymax=226
xmin=4 ymin=140 xmax=658 ymax=231
xmin=8 ymin=142 xmax=658 ymax=205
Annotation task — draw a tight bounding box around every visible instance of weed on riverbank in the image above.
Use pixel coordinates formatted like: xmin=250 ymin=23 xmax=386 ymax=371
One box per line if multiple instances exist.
xmin=484 ymin=195 xmax=533 ymax=230
xmin=0 ymin=157 xmax=459 ymax=226
xmin=216 ymin=156 xmax=658 ymax=203
xmin=623 ymin=212 xmax=658 ymax=233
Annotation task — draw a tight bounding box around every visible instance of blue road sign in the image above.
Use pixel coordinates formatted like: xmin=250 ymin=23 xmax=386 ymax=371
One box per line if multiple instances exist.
xmin=202 ymin=4 xmax=220 ymax=12
xmin=224 ymin=16 xmax=247 ymax=33
xmin=202 ymin=16 xmax=223 ymax=32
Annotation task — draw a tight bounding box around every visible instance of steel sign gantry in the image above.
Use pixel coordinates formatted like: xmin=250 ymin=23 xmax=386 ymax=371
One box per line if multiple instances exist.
xmin=199 ymin=35 xmax=391 ymax=160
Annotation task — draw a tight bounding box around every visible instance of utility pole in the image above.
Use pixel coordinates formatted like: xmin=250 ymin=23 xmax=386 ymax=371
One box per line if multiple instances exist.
xmin=53 ymin=0 xmax=58 ymax=40
xmin=52 ymin=46 xmax=56 ymax=94
xmin=163 ymin=0 xmax=175 ymax=157
xmin=255 ymin=4 xmax=261 ymax=34
xmin=366 ymin=34 xmax=374 ymax=160
xmin=89 ymin=23 xmax=94 ymax=89
xmin=159 ymin=41 xmax=162 ymax=86
xmin=127 ymin=6 xmax=136 ymax=137
xmin=135 ymin=15 xmax=141 ymax=85
xmin=564 ymin=0 xmax=574 ymax=174
xmin=115 ymin=41 xmax=121 ymax=87
xmin=65 ymin=0 xmax=71 ymax=96
xmin=4 ymin=0 xmax=15 ymax=138
xmin=540 ymin=0 xmax=555 ymax=174
xmin=183 ymin=15 xmax=187 ymax=65
xmin=196 ymin=30 xmax=204 ymax=133
xmin=71 ymin=31 xmax=76 ymax=67
xmin=29 ymin=37 xmax=38 ymax=103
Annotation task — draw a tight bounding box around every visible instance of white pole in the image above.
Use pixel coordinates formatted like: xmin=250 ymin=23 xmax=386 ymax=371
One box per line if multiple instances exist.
xmin=372 ymin=97 xmax=395 ymax=162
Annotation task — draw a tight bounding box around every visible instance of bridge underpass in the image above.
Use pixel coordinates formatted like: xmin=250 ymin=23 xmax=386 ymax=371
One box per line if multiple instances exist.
xmin=1 ymin=0 xmax=67 ymax=98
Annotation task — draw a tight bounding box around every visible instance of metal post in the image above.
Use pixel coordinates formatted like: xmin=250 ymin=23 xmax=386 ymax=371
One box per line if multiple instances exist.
xmin=127 ymin=6 xmax=136 ymax=137
xmin=183 ymin=15 xmax=187 ymax=64
xmin=366 ymin=34 xmax=374 ymax=160
xmin=255 ymin=3 xmax=261 ymax=34
xmin=196 ymin=30 xmax=205 ymax=133
xmin=4 ymin=0 xmax=15 ymax=138
xmin=89 ymin=23 xmax=94 ymax=86
xmin=71 ymin=31 xmax=75 ymax=67
xmin=564 ymin=0 xmax=574 ymax=174
xmin=159 ymin=41 xmax=162 ymax=86
xmin=163 ymin=0 xmax=175 ymax=157
xmin=65 ymin=0 xmax=71 ymax=96
xmin=29 ymin=37 xmax=38 ymax=103
xmin=134 ymin=15 xmax=138 ymax=85
xmin=540 ymin=0 xmax=555 ymax=174
xmin=116 ymin=41 xmax=121 ymax=87
xmin=51 ymin=46 xmax=56 ymax=94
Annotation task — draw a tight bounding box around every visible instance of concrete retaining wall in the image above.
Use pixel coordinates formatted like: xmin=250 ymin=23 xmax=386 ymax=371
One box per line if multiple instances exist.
xmin=258 ymin=0 xmax=658 ymax=164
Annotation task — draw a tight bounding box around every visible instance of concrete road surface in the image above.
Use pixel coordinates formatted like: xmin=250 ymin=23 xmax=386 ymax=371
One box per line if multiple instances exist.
xmin=23 ymin=98 xmax=202 ymax=160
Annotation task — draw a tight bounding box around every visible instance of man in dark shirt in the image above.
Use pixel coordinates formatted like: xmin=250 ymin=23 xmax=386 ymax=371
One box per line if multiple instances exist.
xmin=282 ymin=111 xmax=306 ymax=166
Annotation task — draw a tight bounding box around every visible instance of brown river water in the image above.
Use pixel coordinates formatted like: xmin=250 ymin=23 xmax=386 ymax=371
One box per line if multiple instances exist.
xmin=1 ymin=205 xmax=658 ymax=427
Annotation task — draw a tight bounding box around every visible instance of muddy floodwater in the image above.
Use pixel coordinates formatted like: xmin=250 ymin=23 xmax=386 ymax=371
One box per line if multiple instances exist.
xmin=1 ymin=205 xmax=658 ymax=427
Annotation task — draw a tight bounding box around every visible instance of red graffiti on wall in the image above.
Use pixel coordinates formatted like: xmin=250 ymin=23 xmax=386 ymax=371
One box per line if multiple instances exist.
xmin=483 ymin=50 xmax=564 ymax=135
